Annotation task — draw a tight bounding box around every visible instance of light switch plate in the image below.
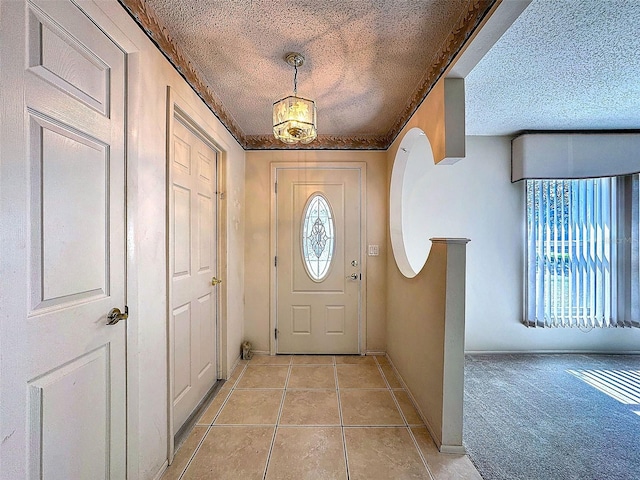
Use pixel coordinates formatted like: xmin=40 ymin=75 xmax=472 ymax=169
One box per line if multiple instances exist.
xmin=368 ymin=245 xmax=379 ymax=256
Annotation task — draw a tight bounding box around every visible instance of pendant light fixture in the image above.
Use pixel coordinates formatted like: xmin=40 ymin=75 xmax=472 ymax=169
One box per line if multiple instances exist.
xmin=273 ymin=52 xmax=317 ymax=144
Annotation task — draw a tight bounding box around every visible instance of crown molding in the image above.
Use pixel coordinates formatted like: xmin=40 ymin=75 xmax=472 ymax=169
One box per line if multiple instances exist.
xmin=244 ymin=134 xmax=387 ymax=150
xmin=385 ymin=0 xmax=497 ymax=147
xmin=118 ymin=0 xmax=497 ymax=151
xmin=118 ymin=0 xmax=248 ymax=146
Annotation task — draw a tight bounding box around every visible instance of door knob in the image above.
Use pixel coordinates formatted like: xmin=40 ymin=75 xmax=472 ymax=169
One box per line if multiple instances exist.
xmin=347 ymin=273 xmax=360 ymax=280
xmin=211 ymin=277 xmax=222 ymax=286
xmin=107 ymin=306 xmax=128 ymax=326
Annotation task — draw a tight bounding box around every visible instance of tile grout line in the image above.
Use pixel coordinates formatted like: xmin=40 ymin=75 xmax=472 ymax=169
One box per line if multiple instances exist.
xmin=233 ymin=387 xmax=288 ymax=390
xmin=170 ymin=357 xmax=439 ymax=480
xmin=406 ymin=426 xmax=437 ymax=480
xmin=194 ymin=363 xmax=245 ymax=427
xmin=384 ymin=355 xmax=441 ymax=431
xmin=213 ymin=423 xmax=339 ymax=427
xmin=170 ymin=356 xmax=441 ymax=480
xmin=176 ymin=362 xmax=248 ymax=480
xmin=211 ymin=360 xmax=249 ymax=423
xmin=343 ymin=425 xmax=419 ymax=429
xmin=334 ymin=359 xmax=351 ymax=480
xmin=388 ymin=390 xmax=438 ymax=479
xmin=261 ymin=357 xmax=292 ymax=480
xmin=375 ymin=357 xmax=436 ymax=480
xmin=375 ymin=355 xmax=412 ymax=427
xmin=374 ymin=355 xmax=393 ymax=390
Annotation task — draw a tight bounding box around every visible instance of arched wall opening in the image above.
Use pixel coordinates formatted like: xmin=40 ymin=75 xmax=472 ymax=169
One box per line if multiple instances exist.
xmin=390 ymin=127 xmax=436 ymax=278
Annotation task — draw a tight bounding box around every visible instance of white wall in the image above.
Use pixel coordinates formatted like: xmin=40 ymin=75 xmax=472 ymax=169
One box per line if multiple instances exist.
xmin=446 ymin=136 xmax=640 ymax=353
xmin=88 ymin=3 xmax=245 ymax=478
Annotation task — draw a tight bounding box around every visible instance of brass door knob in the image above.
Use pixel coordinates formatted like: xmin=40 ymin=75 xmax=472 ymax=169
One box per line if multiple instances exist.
xmin=211 ymin=277 xmax=222 ymax=286
xmin=107 ymin=307 xmax=128 ymax=325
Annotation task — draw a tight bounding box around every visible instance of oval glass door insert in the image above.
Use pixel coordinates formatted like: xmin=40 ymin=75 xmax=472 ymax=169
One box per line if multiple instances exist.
xmin=301 ymin=193 xmax=335 ymax=281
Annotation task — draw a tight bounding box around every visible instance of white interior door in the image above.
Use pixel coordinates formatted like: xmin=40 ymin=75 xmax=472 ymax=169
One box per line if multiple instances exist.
xmin=0 ymin=0 xmax=126 ymax=478
xmin=169 ymin=115 xmax=219 ymax=433
xmin=276 ymin=168 xmax=362 ymax=354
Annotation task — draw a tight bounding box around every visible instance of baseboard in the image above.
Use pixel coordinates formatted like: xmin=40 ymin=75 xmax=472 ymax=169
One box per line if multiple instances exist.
xmin=384 ymin=354 xmax=441 ymax=449
xmin=440 ymin=445 xmax=466 ymax=455
xmin=365 ymin=350 xmax=386 ymax=356
xmin=228 ymin=354 xmax=241 ymax=378
xmin=153 ymin=461 xmax=169 ymax=480
xmin=252 ymin=350 xmax=382 ymax=356
xmin=465 ymin=350 xmax=640 ymax=355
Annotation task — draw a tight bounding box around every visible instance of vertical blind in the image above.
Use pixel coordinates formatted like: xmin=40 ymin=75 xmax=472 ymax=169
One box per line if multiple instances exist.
xmin=525 ymin=178 xmax=617 ymax=327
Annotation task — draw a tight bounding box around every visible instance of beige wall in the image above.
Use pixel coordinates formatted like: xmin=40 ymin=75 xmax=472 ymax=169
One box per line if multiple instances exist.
xmin=385 ymin=75 xmax=452 ymax=345
xmin=244 ymin=150 xmax=387 ymax=354
xmin=386 ymin=242 xmax=447 ymax=440
xmin=87 ymin=3 xmax=245 ymax=478
xmin=385 ymin=75 xmax=468 ymax=450
xmin=388 ymin=78 xmax=464 ymax=166
xmin=386 ymin=239 xmax=469 ymax=451
xmin=391 ymin=79 xmax=446 ymax=163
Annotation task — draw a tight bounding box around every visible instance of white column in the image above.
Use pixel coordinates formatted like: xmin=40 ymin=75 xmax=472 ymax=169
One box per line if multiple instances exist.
xmin=431 ymin=238 xmax=470 ymax=453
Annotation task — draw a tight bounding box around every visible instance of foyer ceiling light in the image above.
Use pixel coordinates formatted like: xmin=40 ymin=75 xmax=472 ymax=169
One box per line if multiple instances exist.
xmin=273 ymin=52 xmax=317 ymax=144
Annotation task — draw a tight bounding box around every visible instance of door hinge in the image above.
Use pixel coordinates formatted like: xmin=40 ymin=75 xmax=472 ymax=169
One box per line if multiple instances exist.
xmin=274 ymin=182 xmax=278 ymax=194
xmin=274 ymin=256 xmax=277 ymax=267
xmin=275 ymin=328 xmax=279 ymax=340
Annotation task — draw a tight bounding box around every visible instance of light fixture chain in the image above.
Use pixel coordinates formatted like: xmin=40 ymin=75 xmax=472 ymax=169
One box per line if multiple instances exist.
xmin=293 ymin=64 xmax=298 ymax=96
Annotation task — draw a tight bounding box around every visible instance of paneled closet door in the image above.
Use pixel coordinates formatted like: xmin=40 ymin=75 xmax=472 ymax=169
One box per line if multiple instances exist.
xmin=170 ymin=116 xmax=219 ymax=433
xmin=1 ymin=0 xmax=127 ymax=478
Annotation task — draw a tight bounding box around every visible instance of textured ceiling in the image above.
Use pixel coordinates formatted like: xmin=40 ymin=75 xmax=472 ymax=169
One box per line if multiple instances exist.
xmin=466 ymin=0 xmax=640 ymax=136
xmin=120 ymin=0 xmax=496 ymax=149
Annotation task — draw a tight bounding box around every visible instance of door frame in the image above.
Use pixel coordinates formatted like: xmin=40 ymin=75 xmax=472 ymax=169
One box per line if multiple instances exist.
xmin=166 ymin=87 xmax=226 ymax=461
xmin=270 ymin=162 xmax=368 ymax=355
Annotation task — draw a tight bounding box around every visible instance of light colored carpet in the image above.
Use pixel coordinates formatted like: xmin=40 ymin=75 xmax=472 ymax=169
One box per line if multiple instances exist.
xmin=464 ymin=354 xmax=640 ymax=480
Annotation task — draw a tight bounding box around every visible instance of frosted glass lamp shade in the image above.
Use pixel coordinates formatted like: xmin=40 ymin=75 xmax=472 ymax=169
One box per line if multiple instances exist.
xmin=273 ymin=95 xmax=317 ymax=144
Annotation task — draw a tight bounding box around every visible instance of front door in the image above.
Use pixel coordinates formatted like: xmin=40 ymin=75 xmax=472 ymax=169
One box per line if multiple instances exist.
xmin=276 ymin=168 xmax=362 ymax=354
xmin=169 ymin=115 xmax=219 ymax=433
xmin=0 ymin=0 xmax=127 ymax=478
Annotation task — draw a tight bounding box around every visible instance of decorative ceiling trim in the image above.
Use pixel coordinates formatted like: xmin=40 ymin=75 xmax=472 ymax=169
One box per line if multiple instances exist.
xmin=244 ymin=134 xmax=387 ymax=151
xmin=384 ymin=0 xmax=498 ymax=148
xmin=118 ymin=0 xmax=248 ymax=146
xmin=118 ymin=0 xmax=497 ymax=151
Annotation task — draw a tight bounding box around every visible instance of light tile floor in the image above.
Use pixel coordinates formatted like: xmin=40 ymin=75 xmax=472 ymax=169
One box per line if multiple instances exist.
xmin=162 ymin=355 xmax=482 ymax=480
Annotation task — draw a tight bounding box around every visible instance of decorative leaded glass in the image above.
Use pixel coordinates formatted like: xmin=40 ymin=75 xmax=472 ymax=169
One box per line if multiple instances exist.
xmin=302 ymin=193 xmax=335 ymax=281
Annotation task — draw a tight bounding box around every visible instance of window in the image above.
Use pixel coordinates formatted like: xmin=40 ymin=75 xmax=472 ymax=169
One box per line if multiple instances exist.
xmin=525 ymin=178 xmax=619 ymax=327
xmin=301 ymin=193 xmax=335 ymax=281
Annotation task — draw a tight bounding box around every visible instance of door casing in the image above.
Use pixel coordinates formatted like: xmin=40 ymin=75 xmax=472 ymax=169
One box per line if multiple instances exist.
xmin=270 ymin=162 xmax=368 ymax=355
